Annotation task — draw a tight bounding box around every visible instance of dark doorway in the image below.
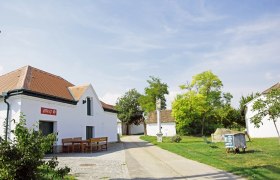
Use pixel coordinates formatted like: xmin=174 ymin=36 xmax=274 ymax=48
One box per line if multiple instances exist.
xmin=39 ymin=121 xmax=54 ymax=153
xmin=86 ymin=126 xmax=94 ymax=139
xmin=39 ymin=121 xmax=54 ymax=136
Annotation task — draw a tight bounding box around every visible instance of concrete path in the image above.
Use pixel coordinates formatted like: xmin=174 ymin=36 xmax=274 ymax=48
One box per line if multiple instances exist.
xmin=53 ymin=143 xmax=129 ymax=180
xmin=122 ymin=135 xmax=245 ymax=180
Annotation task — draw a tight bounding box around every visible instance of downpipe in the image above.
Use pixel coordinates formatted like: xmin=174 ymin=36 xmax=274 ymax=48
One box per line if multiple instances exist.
xmin=3 ymin=94 xmax=10 ymax=141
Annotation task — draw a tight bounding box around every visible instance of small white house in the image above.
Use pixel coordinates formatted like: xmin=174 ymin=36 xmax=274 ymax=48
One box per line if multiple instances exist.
xmin=146 ymin=110 xmax=176 ymax=136
xmin=245 ymin=82 xmax=280 ymax=138
xmin=117 ymin=120 xmax=144 ymax=135
xmin=0 ymin=65 xmax=118 ymax=152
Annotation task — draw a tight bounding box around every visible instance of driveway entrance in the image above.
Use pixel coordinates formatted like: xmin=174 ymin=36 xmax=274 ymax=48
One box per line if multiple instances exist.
xmin=122 ymin=135 xmax=244 ymax=180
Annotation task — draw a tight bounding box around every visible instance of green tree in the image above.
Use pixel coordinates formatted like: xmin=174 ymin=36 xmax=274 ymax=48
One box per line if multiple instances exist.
xmin=173 ymin=71 xmax=224 ymax=136
xmin=172 ymin=91 xmax=206 ymax=135
xmin=138 ymin=76 xmax=169 ymax=113
xmin=239 ymin=92 xmax=260 ymax=125
xmin=191 ymin=71 xmax=223 ymax=135
xmin=0 ymin=114 xmax=70 ymax=179
xmin=116 ymin=89 xmax=143 ymax=135
xmin=251 ymin=89 xmax=280 ymax=144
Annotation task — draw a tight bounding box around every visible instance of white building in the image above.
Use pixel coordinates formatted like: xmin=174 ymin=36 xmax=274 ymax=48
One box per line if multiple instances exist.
xmin=0 ymin=66 xmax=118 ymax=152
xmin=146 ymin=110 xmax=176 ymax=137
xmin=245 ymin=82 xmax=280 ymax=138
xmin=117 ymin=120 xmax=144 ymax=135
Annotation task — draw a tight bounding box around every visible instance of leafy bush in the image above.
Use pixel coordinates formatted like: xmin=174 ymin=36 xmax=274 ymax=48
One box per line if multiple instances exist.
xmin=171 ymin=135 xmax=182 ymax=143
xmin=0 ymin=114 xmax=70 ymax=179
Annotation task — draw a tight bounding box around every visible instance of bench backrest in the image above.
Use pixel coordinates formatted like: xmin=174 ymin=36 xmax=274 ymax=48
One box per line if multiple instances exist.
xmin=62 ymin=138 xmax=73 ymax=144
xmin=89 ymin=137 xmax=107 ymax=143
xmin=73 ymin=137 xmax=82 ymax=140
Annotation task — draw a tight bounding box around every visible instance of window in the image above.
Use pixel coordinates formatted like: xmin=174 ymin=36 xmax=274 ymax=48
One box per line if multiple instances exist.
xmin=86 ymin=126 xmax=94 ymax=139
xmin=87 ymin=97 xmax=93 ymax=116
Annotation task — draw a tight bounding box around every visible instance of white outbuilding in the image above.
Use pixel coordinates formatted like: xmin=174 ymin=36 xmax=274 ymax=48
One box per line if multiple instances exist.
xmin=0 ymin=65 xmax=118 ymax=152
xmin=146 ymin=110 xmax=176 ymax=137
xmin=245 ymin=82 xmax=280 ymax=138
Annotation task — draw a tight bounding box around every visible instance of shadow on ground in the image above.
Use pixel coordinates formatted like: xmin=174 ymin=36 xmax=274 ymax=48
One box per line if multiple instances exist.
xmin=111 ymin=171 xmax=244 ymax=180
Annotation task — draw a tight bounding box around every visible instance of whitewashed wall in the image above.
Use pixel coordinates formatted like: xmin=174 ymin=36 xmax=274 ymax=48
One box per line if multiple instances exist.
xmin=246 ymin=97 xmax=280 ymax=138
xmin=0 ymin=97 xmax=22 ymax=140
xmin=117 ymin=119 xmax=122 ymax=136
xmin=129 ymin=123 xmax=144 ymax=135
xmin=0 ymin=99 xmax=7 ymax=138
xmin=147 ymin=122 xmax=176 ymax=136
xmin=0 ymin=85 xmax=118 ymax=148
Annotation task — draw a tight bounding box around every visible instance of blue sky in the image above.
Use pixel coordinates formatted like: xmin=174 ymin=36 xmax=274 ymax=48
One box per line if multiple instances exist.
xmin=0 ymin=0 xmax=280 ymax=108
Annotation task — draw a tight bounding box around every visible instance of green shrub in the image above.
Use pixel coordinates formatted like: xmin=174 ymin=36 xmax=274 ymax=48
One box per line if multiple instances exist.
xmin=0 ymin=114 xmax=70 ymax=179
xmin=171 ymin=135 xmax=182 ymax=143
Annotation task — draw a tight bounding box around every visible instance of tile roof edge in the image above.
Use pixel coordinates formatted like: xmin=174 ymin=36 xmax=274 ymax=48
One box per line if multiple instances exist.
xmin=262 ymin=82 xmax=280 ymax=94
xmin=4 ymin=88 xmax=77 ymax=104
xmin=68 ymin=84 xmax=90 ymax=101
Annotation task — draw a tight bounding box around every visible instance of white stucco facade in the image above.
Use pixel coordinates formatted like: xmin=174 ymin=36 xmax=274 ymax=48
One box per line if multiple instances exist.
xmin=245 ymin=97 xmax=280 ymax=138
xmin=0 ymin=85 xmax=118 ymax=151
xmin=129 ymin=123 xmax=144 ymax=135
xmin=147 ymin=122 xmax=176 ymax=137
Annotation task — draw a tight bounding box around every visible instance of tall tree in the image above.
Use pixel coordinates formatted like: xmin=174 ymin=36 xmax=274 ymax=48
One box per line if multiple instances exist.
xmin=116 ymin=89 xmax=143 ymax=135
xmin=191 ymin=71 xmax=223 ymax=135
xmin=138 ymin=76 xmax=169 ymax=113
xmin=173 ymin=71 xmax=223 ymax=136
xmin=138 ymin=76 xmax=169 ymax=135
xmin=251 ymin=89 xmax=280 ymax=144
xmin=172 ymin=91 xmax=206 ymax=135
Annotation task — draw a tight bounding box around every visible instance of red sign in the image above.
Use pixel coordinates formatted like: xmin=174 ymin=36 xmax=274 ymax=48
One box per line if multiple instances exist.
xmin=41 ymin=107 xmax=57 ymax=116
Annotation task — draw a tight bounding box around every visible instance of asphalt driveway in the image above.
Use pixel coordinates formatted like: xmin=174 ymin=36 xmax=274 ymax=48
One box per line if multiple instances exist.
xmin=53 ymin=136 xmax=244 ymax=179
xmin=122 ymin=135 xmax=244 ymax=180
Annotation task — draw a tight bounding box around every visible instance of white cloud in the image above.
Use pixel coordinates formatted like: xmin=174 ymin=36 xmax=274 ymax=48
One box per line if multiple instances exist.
xmin=165 ymin=88 xmax=183 ymax=109
xmin=265 ymin=72 xmax=280 ymax=81
xmin=100 ymin=92 xmax=122 ymax=105
xmin=101 ymin=35 xmax=164 ymax=53
xmin=224 ymin=15 xmax=280 ymax=40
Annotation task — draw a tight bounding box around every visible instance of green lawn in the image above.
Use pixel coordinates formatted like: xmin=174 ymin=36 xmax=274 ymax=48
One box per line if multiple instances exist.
xmin=140 ymin=136 xmax=280 ymax=180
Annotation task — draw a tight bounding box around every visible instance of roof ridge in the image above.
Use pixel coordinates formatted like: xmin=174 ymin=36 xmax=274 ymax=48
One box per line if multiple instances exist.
xmin=14 ymin=66 xmax=28 ymax=89
xmin=30 ymin=66 xmax=74 ymax=86
xmin=21 ymin=65 xmax=33 ymax=89
xmin=0 ymin=65 xmax=26 ymax=78
xmin=262 ymin=82 xmax=280 ymax=94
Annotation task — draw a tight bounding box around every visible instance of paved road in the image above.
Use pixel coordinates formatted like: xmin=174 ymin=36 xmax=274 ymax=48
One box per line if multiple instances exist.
xmin=54 ymin=143 xmax=129 ymax=180
xmin=54 ymin=136 xmax=245 ymax=179
xmin=122 ymin=135 xmax=245 ymax=180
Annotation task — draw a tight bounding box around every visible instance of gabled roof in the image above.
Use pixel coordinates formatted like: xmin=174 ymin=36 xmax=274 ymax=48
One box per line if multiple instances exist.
xmin=146 ymin=110 xmax=175 ymax=124
xmin=100 ymin=101 xmax=117 ymax=113
xmin=262 ymin=82 xmax=280 ymax=94
xmin=0 ymin=65 xmax=116 ymax=112
xmin=0 ymin=65 xmax=74 ymax=100
xmin=68 ymin=84 xmax=89 ymax=101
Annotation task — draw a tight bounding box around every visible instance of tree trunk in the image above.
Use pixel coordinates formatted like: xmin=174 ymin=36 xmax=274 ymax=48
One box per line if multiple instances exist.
xmin=201 ymin=115 xmax=206 ymax=136
xmin=126 ymin=123 xmax=130 ymax=135
xmin=273 ymin=121 xmax=280 ymax=144
xmin=143 ymin=120 xmax=147 ymax=136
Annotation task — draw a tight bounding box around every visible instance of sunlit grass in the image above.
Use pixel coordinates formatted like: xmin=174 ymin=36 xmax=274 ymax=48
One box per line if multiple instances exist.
xmin=141 ymin=136 xmax=280 ymax=180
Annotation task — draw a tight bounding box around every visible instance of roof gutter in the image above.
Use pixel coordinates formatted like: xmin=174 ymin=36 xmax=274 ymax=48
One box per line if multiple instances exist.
xmin=103 ymin=108 xmax=118 ymax=113
xmin=2 ymin=92 xmax=10 ymax=141
xmin=4 ymin=89 xmax=78 ymax=105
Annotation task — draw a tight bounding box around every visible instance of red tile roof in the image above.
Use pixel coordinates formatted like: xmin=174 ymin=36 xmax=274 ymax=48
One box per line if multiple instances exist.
xmin=100 ymin=101 xmax=117 ymax=112
xmin=146 ymin=110 xmax=175 ymax=124
xmin=0 ymin=65 xmax=115 ymax=112
xmin=0 ymin=66 xmax=74 ymax=100
xmin=263 ymin=82 xmax=280 ymax=94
